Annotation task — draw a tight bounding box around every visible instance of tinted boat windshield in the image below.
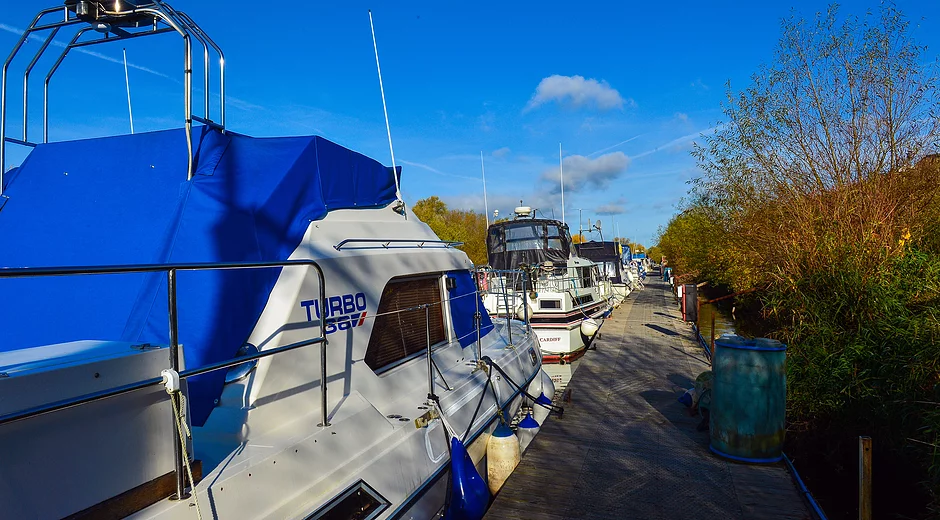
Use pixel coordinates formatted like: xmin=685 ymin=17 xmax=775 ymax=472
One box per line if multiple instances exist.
xmin=503 ymin=223 xmax=566 ymax=251
xmin=487 ymin=219 xmax=571 ymax=270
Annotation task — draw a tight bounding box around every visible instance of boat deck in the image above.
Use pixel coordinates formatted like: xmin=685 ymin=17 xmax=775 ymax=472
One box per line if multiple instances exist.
xmin=485 ymin=275 xmax=812 ymax=519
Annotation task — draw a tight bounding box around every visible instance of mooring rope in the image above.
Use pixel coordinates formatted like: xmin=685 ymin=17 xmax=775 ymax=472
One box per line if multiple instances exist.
xmin=168 ymin=391 xmax=203 ymax=520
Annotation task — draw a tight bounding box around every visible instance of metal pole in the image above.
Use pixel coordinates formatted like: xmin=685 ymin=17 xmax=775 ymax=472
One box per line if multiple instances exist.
xmin=426 ymin=306 xmax=434 ymax=398
xmin=859 ymin=436 xmax=872 ymax=520
xmin=475 ymin=270 xmax=483 ymax=360
xmin=43 ymin=27 xmax=92 ymax=144
xmin=23 ymin=29 xmax=59 ymax=143
xmin=369 ymin=10 xmax=402 ymax=206
xmin=710 ymin=312 xmax=715 ymax=353
xmin=481 ymin=151 xmax=489 ymax=228
xmin=317 ymin=267 xmax=329 ymax=427
xmin=522 ymin=268 xmax=530 ymax=333
xmin=559 ymin=142 xmax=565 ymax=226
xmin=173 ymin=11 xmax=225 ymax=131
xmin=166 ymin=269 xmax=189 ymax=500
xmin=500 ymin=272 xmax=512 ymax=347
xmin=123 ymin=48 xmax=134 ymax=134
xmin=0 ymin=6 xmax=69 ymax=186
xmin=183 ymin=33 xmax=192 ymax=179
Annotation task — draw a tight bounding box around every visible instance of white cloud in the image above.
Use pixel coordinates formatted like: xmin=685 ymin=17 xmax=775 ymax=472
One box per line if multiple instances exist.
xmin=674 ymin=112 xmax=689 ymax=122
xmin=690 ymin=78 xmax=709 ymax=90
xmin=596 ymin=197 xmax=627 ymax=215
xmin=525 ymin=75 xmax=629 ymax=112
xmin=541 ymin=152 xmax=630 ymax=194
xmin=491 ymin=147 xmax=511 ymax=158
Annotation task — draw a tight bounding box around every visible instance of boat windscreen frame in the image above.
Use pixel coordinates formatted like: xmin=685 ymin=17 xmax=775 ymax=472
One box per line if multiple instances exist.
xmin=486 ymin=218 xmax=571 ymax=270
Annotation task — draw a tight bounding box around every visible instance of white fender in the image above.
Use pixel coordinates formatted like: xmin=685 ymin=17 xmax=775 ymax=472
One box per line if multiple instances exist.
xmin=486 ymin=423 xmax=521 ymax=494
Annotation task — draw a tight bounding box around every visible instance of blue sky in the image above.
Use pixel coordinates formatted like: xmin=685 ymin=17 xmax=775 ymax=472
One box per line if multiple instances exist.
xmin=2 ymin=1 xmax=940 ymax=246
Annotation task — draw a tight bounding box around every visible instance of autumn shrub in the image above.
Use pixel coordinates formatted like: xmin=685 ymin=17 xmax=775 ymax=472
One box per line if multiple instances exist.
xmin=657 ymin=4 xmax=940 ymax=516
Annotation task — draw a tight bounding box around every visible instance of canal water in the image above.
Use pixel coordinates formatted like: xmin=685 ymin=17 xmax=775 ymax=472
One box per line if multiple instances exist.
xmin=542 ymin=359 xmax=580 ymax=393
xmin=695 ymin=300 xmax=737 ymax=343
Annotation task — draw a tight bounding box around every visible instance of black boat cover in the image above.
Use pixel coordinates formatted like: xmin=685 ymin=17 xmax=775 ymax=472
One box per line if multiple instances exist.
xmin=486 ymin=218 xmax=571 ymax=270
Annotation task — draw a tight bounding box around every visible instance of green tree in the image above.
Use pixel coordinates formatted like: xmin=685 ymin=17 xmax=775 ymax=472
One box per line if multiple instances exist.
xmin=674 ymin=5 xmax=940 ymax=514
xmin=412 ymin=197 xmax=489 ymax=265
xmin=692 ymin=4 xmax=940 ymax=288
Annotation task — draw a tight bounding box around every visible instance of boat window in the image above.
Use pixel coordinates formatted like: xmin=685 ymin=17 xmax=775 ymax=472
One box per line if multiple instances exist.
xmin=304 ymin=479 xmax=389 ymax=520
xmin=540 ymin=300 xmax=561 ymax=309
xmin=546 ymin=224 xmax=565 ymax=250
xmin=579 ymin=267 xmax=594 ymax=288
xmin=488 ymin=227 xmax=506 ymax=254
xmin=505 ymin=223 xmax=544 ymax=251
xmin=365 ymin=275 xmax=446 ymax=373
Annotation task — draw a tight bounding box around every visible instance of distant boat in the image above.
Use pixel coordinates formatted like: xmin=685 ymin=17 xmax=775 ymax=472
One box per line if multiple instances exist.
xmin=575 ymin=240 xmax=632 ymax=307
xmin=0 ymin=3 xmax=549 ymax=519
xmin=481 ymin=205 xmax=608 ymax=364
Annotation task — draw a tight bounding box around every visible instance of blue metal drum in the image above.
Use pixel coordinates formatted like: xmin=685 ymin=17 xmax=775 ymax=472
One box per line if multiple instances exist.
xmin=709 ymin=335 xmax=787 ymax=463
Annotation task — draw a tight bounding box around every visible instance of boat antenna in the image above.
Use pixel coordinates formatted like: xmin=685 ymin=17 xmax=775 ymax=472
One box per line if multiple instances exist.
xmin=369 ymin=10 xmax=404 ymax=216
xmin=481 ymin=151 xmax=489 ymax=228
xmin=123 ymin=48 xmax=134 ymax=134
xmin=559 ymin=142 xmax=565 ymax=227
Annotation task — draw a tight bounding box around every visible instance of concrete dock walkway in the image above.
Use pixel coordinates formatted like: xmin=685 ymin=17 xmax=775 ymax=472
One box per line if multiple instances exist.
xmin=485 ymin=276 xmax=811 ymax=520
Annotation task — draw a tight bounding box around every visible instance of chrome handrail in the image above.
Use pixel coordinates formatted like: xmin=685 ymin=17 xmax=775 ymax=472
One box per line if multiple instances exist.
xmin=333 ymin=238 xmax=464 ymax=251
xmin=0 ymin=258 xmax=327 ymax=500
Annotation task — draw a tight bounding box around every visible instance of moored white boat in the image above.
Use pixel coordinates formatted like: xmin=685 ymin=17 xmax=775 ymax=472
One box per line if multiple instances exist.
xmin=0 ymin=4 xmax=551 ymax=519
xmin=481 ymin=206 xmax=608 ymax=364
xmin=576 ymin=240 xmax=632 ymax=308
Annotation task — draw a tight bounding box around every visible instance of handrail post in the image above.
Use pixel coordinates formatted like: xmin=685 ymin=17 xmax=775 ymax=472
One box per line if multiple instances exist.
xmin=317 ymin=267 xmax=329 ymax=427
xmin=522 ymin=267 xmax=530 ymax=334
xmin=166 ymin=268 xmax=189 ymax=500
xmin=474 ymin=269 xmax=483 ymax=360
xmin=501 ymin=271 xmax=512 ymax=347
xmin=426 ymin=306 xmax=434 ymax=399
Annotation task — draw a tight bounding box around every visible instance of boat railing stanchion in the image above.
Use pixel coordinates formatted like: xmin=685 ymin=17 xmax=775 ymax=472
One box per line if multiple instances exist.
xmin=316 ymin=269 xmax=329 ymax=427
xmin=474 ymin=268 xmax=483 ymax=361
xmin=166 ymin=268 xmax=189 ymax=500
xmin=501 ymin=270 xmax=512 ymax=348
xmin=426 ymin=306 xmax=434 ymax=401
xmin=522 ymin=267 xmax=531 ymax=334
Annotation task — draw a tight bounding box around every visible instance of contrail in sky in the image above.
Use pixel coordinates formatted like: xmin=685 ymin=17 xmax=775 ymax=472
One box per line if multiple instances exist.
xmin=0 ymin=23 xmax=173 ymax=79
xmin=631 ymin=127 xmax=718 ymax=159
xmin=588 ymin=134 xmax=643 ymax=157
xmin=399 ymin=160 xmax=481 ymax=181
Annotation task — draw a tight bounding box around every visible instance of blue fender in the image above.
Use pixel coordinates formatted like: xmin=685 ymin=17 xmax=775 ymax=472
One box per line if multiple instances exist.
xmin=445 ymin=436 xmax=490 ymax=520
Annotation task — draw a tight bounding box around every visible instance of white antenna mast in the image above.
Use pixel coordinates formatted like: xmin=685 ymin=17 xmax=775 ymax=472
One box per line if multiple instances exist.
xmin=123 ymin=48 xmax=134 ymax=134
xmin=481 ymin=151 xmax=489 ymax=228
xmin=368 ymin=10 xmax=404 ymax=213
xmin=559 ymin=142 xmax=565 ymax=226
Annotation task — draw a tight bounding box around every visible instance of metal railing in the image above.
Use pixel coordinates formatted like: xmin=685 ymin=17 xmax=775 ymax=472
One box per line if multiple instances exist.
xmin=1 ymin=1 xmax=226 ymax=195
xmin=475 ymin=267 xmax=533 ymax=347
xmin=0 ymin=258 xmax=326 ymax=500
xmin=333 ymin=238 xmax=463 ymax=251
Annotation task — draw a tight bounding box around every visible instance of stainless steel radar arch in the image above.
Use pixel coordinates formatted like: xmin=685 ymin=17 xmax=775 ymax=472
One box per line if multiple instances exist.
xmin=0 ymin=0 xmax=226 ymax=197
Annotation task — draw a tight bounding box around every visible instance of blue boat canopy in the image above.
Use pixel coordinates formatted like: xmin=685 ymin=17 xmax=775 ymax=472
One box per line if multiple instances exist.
xmin=0 ymin=127 xmax=400 ymax=424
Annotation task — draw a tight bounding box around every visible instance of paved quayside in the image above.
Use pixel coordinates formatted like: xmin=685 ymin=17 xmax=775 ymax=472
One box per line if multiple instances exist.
xmin=485 ymin=275 xmax=811 ymax=520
